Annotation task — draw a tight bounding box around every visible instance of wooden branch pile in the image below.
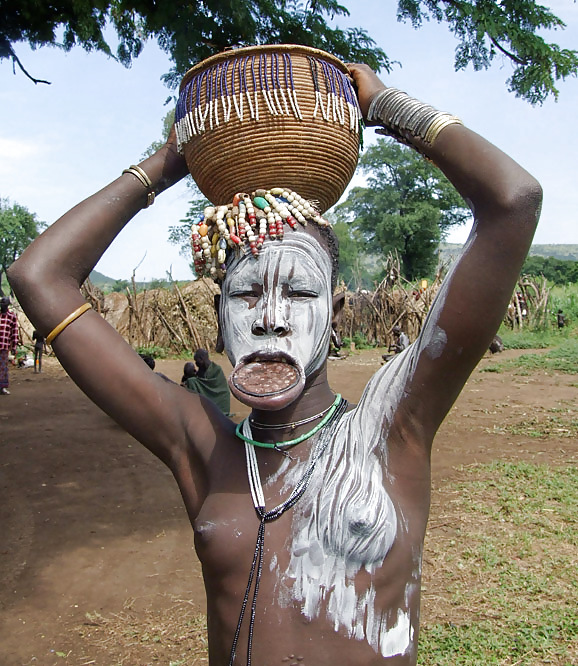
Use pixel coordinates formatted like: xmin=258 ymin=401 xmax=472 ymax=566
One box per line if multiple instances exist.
xmin=81 ymin=279 xmax=107 ymax=317
xmin=504 ymin=275 xmax=550 ymax=329
xmin=340 ymin=254 xmax=444 ymax=348
xmin=106 ymin=278 xmax=220 ymax=354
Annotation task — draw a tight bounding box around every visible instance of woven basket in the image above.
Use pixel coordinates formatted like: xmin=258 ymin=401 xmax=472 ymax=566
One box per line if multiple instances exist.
xmin=176 ymin=44 xmax=361 ymax=214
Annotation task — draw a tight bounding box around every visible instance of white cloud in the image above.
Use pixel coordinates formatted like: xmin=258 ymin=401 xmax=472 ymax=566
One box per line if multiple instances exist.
xmin=0 ymin=136 xmax=40 ymax=160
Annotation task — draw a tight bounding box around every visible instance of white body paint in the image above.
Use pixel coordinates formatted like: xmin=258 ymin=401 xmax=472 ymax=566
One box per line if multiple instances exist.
xmin=274 ymin=349 xmax=425 ymax=658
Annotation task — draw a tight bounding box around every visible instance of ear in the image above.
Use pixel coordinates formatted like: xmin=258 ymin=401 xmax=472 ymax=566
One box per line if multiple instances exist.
xmin=331 ymin=291 xmax=345 ymax=349
xmin=332 ymin=291 xmax=346 ymax=328
xmin=214 ymin=294 xmax=224 ymax=353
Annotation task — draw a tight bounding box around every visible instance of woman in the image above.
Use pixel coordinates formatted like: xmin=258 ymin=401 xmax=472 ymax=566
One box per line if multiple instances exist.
xmin=0 ymin=296 xmax=19 ymax=394
xmin=8 ymin=64 xmax=541 ymax=664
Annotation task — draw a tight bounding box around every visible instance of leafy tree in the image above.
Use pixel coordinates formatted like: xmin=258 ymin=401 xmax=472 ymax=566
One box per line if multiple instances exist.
xmin=522 ymin=255 xmax=578 ymax=285
xmin=0 ymin=199 xmax=44 ymax=295
xmin=337 ymin=138 xmax=471 ymax=280
xmin=326 ymin=210 xmax=377 ymax=289
xmin=397 ymin=0 xmax=578 ymax=104
xmin=1 ymin=1 xmax=576 ymax=103
xmin=1 ymin=1 xmax=388 ymax=87
xmin=110 ymin=278 xmax=130 ymax=293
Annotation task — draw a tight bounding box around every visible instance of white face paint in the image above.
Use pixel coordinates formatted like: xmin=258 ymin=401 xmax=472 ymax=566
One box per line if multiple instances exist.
xmin=220 ymin=231 xmax=333 ymax=378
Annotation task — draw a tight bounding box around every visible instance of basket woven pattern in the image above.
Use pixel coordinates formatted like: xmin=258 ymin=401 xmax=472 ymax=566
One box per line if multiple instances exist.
xmin=176 ymin=45 xmax=361 ymax=213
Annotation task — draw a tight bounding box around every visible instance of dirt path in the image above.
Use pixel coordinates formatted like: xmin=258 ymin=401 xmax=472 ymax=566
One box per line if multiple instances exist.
xmin=0 ymin=349 xmax=575 ymax=665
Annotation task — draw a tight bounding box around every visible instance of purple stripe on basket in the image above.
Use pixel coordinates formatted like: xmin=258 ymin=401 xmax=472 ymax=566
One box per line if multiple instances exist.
xmin=283 ymin=53 xmax=291 ymax=90
xmin=272 ymin=52 xmax=279 ymax=91
xmin=320 ymin=60 xmax=336 ymax=95
xmin=250 ymin=55 xmax=257 ymax=92
xmin=259 ymin=53 xmax=267 ymax=91
xmin=241 ymin=56 xmax=249 ymax=94
xmin=231 ymin=58 xmax=237 ymax=98
xmin=285 ymin=53 xmax=295 ymax=91
xmin=223 ymin=60 xmax=230 ymax=97
xmin=307 ymin=56 xmax=320 ymax=93
xmin=196 ymin=71 xmax=206 ymax=107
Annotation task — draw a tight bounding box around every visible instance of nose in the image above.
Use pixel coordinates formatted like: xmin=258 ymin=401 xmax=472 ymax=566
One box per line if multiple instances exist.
xmin=251 ymin=298 xmax=290 ymax=337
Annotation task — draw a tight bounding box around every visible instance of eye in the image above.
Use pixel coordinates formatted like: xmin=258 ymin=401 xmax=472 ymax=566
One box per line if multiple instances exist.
xmin=288 ymin=288 xmax=318 ymax=299
xmin=229 ymin=283 xmax=263 ymax=303
xmin=230 ymin=290 xmax=260 ymax=298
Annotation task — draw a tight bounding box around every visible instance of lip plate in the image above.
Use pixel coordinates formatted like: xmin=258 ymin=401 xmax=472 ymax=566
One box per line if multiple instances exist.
xmin=229 ymin=351 xmax=305 ymax=410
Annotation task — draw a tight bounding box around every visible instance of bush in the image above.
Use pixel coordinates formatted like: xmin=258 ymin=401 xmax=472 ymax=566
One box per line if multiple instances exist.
xmin=342 ymin=332 xmax=377 ymax=350
xmin=135 ymin=345 xmax=169 ymax=359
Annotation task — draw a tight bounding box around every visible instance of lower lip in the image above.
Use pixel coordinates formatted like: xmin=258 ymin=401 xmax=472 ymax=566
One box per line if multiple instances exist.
xmin=229 ymin=360 xmax=305 ymax=410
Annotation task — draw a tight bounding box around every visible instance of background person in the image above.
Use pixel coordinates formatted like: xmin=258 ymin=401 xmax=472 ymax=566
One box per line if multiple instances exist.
xmin=0 ymin=297 xmax=19 ymax=395
xmin=382 ymin=325 xmax=410 ymax=362
xmin=139 ymin=352 xmax=175 ymax=384
xmin=32 ymin=329 xmax=47 ymax=373
xmin=182 ymin=349 xmax=231 ymax=415
xmin=181 ymin=361 xmax=197 ymax=385
xmin=556 ymin=309 xmax=566 ymax=329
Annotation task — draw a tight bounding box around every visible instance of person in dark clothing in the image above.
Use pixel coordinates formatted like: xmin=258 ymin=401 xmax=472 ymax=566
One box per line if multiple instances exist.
xmin=181 ymin=361 xmax=197 ymax=385
xmin=32 ymin=330 xmax=47 ymax=373
xmin=557 ymin=309 xmax=566 ymax=329
xmin=182 ymin=349 xmax=231 ymax=415
xmin=139 ymin=353 xmax=175 ymax=384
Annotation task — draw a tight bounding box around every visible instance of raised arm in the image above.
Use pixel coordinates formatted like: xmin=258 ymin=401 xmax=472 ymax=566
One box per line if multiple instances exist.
xmin=349 ymin=64 xmax=542 ymax=441
xmin=7 ymin=129 xmax=219 ymax=467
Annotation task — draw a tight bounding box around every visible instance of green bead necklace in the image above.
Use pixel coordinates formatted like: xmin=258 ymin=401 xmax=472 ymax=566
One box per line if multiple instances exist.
xmin=235 ymin=393 xmax=342 ymax=449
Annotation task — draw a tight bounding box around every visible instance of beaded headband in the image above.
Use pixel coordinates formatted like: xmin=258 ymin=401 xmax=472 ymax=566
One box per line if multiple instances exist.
xmin=175 ymin=52 xmax=362 ymax=148
xmin=191 ymin=187 xmax=328 ymax=280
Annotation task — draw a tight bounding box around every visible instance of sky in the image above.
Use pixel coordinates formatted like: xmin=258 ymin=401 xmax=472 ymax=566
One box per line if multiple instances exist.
xmin=1 ymin=1 xmax=577 ymax=281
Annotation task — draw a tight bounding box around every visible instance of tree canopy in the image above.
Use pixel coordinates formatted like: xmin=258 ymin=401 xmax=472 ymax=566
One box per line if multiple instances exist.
xmin=0 ymin=199 xmax=44 ymax=295
xmin=1 ymin=0 xmax=388 ymax=87
xmin=522 ymin=255 xmax=578 ymax=285
xmin=2 ymin=1 xmax=576 ymax=103
xmin=337 ymin=138 xmax=471 ymax=280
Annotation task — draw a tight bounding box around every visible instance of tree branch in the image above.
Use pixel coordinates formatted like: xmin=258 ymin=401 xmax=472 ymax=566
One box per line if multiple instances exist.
xmin=439 ymin=0 xmax=528 ymax=65
xmin=9 ymin=45 xmax=51 ymax=85
xmin=488 ymin=35 xmax=528 ymax=66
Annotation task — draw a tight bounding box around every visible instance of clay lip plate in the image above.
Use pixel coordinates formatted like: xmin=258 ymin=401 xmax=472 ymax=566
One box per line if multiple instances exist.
xmin=228 ymin=350 xmax=306 ymax=409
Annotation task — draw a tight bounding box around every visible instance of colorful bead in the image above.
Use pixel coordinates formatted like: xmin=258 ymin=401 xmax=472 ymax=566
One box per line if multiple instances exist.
xmin=189 ymin=186 xmax=326 ymax=278
xmin=253 ymin=196 xmax=269 ymax=210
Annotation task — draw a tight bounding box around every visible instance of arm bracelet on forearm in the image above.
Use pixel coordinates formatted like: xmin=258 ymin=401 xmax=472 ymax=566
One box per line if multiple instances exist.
xmin=367 ymin=88 xmax=463 ymax=147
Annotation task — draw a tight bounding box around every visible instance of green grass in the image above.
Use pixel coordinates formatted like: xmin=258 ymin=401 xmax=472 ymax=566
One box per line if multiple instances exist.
xmin=498 ymin=328 xmax=568 ymax=350
xmin=420 ymin=462 xmax=578 ymax=665
xmin=482 ymin=339 xmax=578 ymax=375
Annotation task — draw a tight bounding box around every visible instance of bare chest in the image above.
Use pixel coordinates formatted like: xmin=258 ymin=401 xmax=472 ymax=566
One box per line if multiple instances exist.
xmin=193 ymin=437 xmax=425 ymax=662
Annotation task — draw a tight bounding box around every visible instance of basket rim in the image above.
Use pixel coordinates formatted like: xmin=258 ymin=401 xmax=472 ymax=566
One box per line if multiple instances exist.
xmin=179 ymin=43 xmax=350 ymax=92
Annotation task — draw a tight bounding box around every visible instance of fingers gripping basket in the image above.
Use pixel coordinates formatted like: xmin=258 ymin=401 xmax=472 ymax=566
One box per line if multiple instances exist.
xmin=175 ymin=44 xmax=362 ymax=213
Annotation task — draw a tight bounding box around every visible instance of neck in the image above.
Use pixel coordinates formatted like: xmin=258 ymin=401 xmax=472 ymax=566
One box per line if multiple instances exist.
xmin=249 ymin=367 xmax=335 ymax=441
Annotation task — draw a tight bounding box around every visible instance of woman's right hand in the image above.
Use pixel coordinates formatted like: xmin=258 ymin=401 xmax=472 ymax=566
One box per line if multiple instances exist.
xmin=347 ymin=63 xmax=386 ymax=125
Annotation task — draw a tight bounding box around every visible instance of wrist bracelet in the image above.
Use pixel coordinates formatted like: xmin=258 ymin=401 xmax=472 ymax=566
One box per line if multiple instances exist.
xmin=368 ymin=88 xmax=463 ymax=148
xmin=121 ymin=164 xmax=155 ymax=208
xmin=46 ymin=303 xmax=93 ymax=345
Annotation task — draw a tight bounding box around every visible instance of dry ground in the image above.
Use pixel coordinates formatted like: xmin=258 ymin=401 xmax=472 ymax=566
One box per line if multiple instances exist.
xmin=0 ymin=349 xmax=576 ymax=665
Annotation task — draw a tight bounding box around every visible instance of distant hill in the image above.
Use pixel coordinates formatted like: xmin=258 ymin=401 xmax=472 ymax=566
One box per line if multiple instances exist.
xmin=88 ymin=270 xmax=190 ymax=292
xmin=439 ymin=243 xmax=578 ymax=264
xmin=89 ymin=270 xmax=116 ymax=288
xmin=527 ymin=244 xmax=578 ymax=261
